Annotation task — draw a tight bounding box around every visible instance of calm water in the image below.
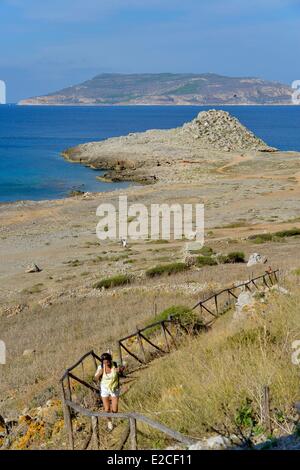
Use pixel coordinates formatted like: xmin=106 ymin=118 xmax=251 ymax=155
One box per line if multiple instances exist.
xmin=0 ymin=105 xmax=300 ymax=203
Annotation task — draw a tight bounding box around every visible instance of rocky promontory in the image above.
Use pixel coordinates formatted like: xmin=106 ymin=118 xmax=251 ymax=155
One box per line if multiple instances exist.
xmin=62 ymin=110 xmax=277 ymax=184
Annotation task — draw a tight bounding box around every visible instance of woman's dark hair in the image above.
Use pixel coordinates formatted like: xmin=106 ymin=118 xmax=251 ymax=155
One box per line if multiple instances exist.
xmin=100 ymin=352 xmax=112 ymax=365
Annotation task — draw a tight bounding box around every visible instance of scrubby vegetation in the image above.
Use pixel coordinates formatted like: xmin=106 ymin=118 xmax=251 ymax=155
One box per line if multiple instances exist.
xmin=146 ymin=262 xmax=189 ymax=278
xmin=144 ymin=305 xmax=203 ymax=337
xmin=22 ymin=283 xmax=44 ymax=295
xmin=93 ymin=274 xmax=131 ymax=289
xmin=195 ymin=251 xmax=245 ymax=267
xmin=249 ymin=228 xmax=300 ymax=244
xmin=196 ymin=256 xmax=218 ymax=267
xmin=218 ymin=251 xmax=246 ymax=264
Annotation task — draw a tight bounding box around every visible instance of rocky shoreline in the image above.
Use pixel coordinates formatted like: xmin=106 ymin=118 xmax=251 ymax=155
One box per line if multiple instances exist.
xmin=61 ymin=110 xmax=277 ymax=185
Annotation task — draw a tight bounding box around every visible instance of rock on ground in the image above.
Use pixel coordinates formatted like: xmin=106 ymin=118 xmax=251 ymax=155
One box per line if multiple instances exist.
xmin=247 ymin=253 xmax=268 ymax=267
xmin=25 ymin=263 xmax=42 ymax=273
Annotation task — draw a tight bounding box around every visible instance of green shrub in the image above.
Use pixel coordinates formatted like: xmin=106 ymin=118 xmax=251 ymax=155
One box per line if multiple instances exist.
xmin=215 ymin=251 xmax=245 ymax=264
xmin=224 ymin=251 xmax=245 ymax=263
xmin=275 ymin=228 xmax=300 ymax=238
xmin=146 ymin=262 xmax=189 ymax=278
xmin=235 ymin=399 xmax=257 ymax=429
xmin=196 ymin=256 xmax=218 ymax=267
xmin=93 ymin=274 xmax=131 ymax=289
xmin=248 ymin=233 xmax=273 ymax=243
xmin=144 ymin=305 xmax=203 ymax=336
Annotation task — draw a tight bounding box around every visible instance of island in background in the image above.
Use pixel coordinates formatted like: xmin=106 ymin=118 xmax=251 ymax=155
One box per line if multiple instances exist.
xmin=19 ymin=73 xmax=293 ymax=106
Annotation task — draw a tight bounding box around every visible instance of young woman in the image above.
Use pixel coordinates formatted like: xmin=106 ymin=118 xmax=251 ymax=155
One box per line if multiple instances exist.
xmin=94 ymin=352 xmax=124 ymax=431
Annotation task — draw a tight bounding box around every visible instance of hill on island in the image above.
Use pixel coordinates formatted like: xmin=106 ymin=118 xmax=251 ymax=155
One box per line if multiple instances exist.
xmin=19 ymin=73 xmax=292 ymax=106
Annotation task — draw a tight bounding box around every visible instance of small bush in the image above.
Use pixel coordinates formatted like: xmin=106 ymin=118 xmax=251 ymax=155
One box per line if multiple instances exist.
xmin=196 ymin=256 xmax=218 ymax=267
xmin=224 ymin=251 xmax=245 ymax=263
xmin=248 ymin=233 xmax=273 ymax=243
xmin=146 ymin=262 xmax=189 ymax=278
xmin=93 ymin=274 xmax=131 ymax=289
xmin=250 ymin=236 xmax=271 ymax=244
xmin=144 ymin=305 xmax=203 ymax=336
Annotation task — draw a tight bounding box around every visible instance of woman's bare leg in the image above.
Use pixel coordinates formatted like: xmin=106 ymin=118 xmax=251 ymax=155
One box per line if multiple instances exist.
xmin=111 ymin=397 xmax=119 ymax=413
xmin=102 ymin=397 xmax=111 ymax=413
xmin=102 ymin=396 xmax=113 ymax=430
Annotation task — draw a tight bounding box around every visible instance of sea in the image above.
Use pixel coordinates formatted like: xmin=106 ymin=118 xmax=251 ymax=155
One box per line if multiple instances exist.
xmin=0 ymin=105 xmax=300 ymax=203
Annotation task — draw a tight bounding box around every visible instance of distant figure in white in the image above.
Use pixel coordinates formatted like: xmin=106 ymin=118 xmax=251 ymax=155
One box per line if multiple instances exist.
xmin=121 ymin=238 xmax=127 ymax=248
xmin=0 ymin=80 xmax=6 ymax=105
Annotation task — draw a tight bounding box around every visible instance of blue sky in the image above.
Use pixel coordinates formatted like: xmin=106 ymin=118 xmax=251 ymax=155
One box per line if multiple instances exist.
xmin=0 ymin=0 xmax=299 ymax=102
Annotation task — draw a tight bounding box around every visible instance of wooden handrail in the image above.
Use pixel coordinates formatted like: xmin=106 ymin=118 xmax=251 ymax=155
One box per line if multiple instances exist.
xmin=118 ymin=318 xmax=177 ymax=343
xmin=61 ymin=350 xmax=96 ymax=381
xmin=65 ymin=400 xmax=196 ymax=446
xmin=68 ymin=372 xmax=99 ymax=394
xmin=192 ymin=269 xmax=279 ymax=310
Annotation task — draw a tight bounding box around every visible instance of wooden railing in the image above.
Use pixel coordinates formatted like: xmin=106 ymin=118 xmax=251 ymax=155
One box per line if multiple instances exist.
xmin=63 ymin=399 xmax=197 ymax=450
xmin=192 ymin=269 xmax=279 ymax=320
xmin=117 ymin=318 xmax=182 ymax=366
xmin=60 ymin=268 xmax=280 ymax=450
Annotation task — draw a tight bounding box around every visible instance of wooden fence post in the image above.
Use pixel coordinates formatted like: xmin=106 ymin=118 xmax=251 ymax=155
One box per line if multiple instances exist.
xmin=214 ymin=295 xmax=218 ymax=314
xmin=263 ymin=385 xmax=272 ymax=435
xmin=136 ymin=328 xmax=147 ymax=363
xmin=161 ymin=322 xmax=170 ymax=352
xmin=129 ymin=417 xmax=137 ymax=450
xmin=92 ymin=352 xmax=98 ymax=371
xmin=61 ymin=381 xmax=74 ymax=450
xmin=117 ymin=341 xmax=123 ymax=366
xmin=91 ymin=415 xmax=100 ymax=450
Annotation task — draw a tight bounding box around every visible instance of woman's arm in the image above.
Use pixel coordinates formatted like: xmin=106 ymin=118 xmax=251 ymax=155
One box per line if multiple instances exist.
xmin=94 ymin=365 xmax=103 ymax=381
